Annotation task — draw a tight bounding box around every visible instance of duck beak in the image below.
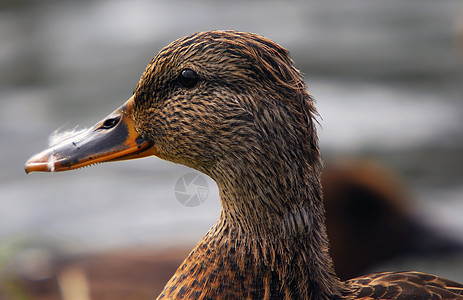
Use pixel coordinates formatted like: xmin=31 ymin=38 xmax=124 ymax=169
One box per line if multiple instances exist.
xmin=25 ymin=96 xmax=155 ymax=173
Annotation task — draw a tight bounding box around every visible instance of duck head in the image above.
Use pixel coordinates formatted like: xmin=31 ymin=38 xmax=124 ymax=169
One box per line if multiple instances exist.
xmin=25 ymin=30 xmax=324 ymax=235
xmin=26 ymin=31 xmax=320 ymax=180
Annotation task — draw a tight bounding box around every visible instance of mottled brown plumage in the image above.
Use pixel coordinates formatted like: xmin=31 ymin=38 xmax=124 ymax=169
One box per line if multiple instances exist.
xmin=132 ymin=31 xmax=463 ymax=299
xmin=344 ymin=271 xmax=463 ymax=299
xmin=25 ymin=31 xmax=463 ymax=299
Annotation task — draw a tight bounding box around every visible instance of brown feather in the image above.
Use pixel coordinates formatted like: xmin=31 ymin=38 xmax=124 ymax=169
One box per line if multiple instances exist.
xmin=344 ymin=272 xmax=463 ymax=299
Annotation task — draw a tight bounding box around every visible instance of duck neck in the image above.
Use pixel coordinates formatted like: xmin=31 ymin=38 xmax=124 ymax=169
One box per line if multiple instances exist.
xmin=160 ymin=147 xmax=344 ymax=299
xmin=203 ymin=146 xmax=342 ymax=298
xmin=216 ymin=159 xmax=325 ymax=238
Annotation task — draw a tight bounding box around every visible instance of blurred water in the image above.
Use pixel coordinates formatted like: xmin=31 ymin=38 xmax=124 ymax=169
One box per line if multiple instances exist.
xmin=1 ymin=0 xmax=463 ymax=280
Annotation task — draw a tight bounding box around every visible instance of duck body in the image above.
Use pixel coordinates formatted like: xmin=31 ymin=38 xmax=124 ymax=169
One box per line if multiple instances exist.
xmin=25 ymin=31 xmax=463 ymax=299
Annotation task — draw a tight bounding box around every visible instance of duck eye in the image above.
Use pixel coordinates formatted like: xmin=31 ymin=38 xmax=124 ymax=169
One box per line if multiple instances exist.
xmin=100 ymin=116 xmax=120 ymax=129
xmin=178 ymin=69 xmax=199 ymax=88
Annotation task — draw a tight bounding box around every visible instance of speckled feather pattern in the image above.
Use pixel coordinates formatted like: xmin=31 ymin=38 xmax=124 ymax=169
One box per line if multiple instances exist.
xmin=129 ymin=31 xmax=463 ymax=299
xmin=344 ymin=272 xmax=463 ymax=299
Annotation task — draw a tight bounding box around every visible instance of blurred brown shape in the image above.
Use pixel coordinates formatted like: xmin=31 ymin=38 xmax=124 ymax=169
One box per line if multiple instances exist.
xmin=323 ymin=158 xmax=461 ymax=280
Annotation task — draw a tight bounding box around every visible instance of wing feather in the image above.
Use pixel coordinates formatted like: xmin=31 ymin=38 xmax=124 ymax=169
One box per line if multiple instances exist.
xmin=343 ymin=271 xmax=463 ymax=299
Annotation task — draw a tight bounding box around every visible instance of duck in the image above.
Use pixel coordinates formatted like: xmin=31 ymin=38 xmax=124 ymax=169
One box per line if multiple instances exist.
xmin=25 ymin=30 xmax=463 ymax=299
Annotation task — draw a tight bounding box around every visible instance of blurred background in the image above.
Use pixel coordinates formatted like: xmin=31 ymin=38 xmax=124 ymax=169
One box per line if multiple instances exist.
xmin=1 ymin=0 xmax=463 ymax=299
